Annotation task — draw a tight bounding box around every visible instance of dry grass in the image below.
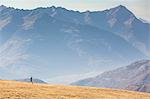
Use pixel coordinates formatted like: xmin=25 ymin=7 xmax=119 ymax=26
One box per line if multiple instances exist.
xmin=0 ymin=80 xmax=150 ymax=99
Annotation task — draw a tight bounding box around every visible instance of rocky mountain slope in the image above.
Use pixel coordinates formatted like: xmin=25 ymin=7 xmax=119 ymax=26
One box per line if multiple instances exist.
xmin=72 ymin=60 xmax=150 ymax=91
xmin=126 ymin=84 xmax=150 ymax=93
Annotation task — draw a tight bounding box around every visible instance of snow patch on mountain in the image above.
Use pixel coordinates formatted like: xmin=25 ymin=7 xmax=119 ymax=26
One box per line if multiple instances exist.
xmin=124 ymin=15 xmax=135 ymax=28
xmin=22 ymin=15 xmax=38 ymax=30
xmin=0 ymin=17 xmax=11 ymax=30
xmin=84 ymin=11 xmax=91 ymax=24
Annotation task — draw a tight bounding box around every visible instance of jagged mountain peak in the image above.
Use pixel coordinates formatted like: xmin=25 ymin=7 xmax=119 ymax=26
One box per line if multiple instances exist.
xmin=111 ymin=5 xmax=130 ymax=12
xmin=0 ymin=5 xmax=133 ymax=14
xmin=116 ymin=5 xmax=127 ymax=9
xmin=0 ymin=5 xmax=6 ymax=8
xmin=107 ymin=5 xmax=134 ymax=17
xmin=0 ymin=5 xmax=7 ymax=10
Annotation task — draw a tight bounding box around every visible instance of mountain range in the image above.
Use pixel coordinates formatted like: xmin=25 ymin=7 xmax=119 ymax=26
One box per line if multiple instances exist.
xmin=0 ymin=5 xmax=149 ymax=83
xmin=72 ymin=60 xmax=150 ymax=92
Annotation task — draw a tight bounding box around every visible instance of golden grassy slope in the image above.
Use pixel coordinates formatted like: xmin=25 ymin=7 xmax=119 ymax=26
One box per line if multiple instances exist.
xmin=0 ymin=80 xmax=150 ymax=99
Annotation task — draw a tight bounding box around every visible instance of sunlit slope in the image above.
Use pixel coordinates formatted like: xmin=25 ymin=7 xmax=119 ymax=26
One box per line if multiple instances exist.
xmin=0 ymin=80 xmax=150 ymax=99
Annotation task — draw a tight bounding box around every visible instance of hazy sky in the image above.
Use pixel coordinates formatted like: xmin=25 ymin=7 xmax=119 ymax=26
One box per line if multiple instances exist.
xmin=0 ymin=0 xmax=150 ymax=21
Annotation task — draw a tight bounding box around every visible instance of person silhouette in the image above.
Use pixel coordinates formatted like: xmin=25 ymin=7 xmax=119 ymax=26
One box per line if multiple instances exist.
xmin=30 ymin=77 xmax=33 ymax=84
